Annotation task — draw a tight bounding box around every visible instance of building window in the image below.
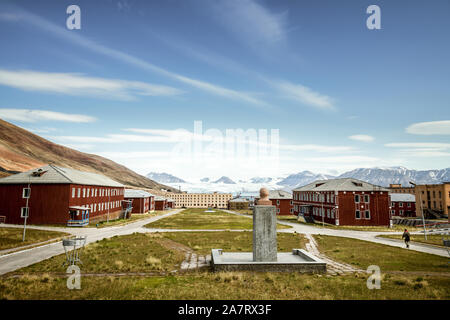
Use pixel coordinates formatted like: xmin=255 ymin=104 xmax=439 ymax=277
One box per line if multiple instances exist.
xmin=391 ymin=210 xmax=395 ymax=215
xmin=20 ymin=207 xmax=29 ymax=218
xmin=364 ymin=195 xmax=370 ymax=203
xmin=400 ymin=210 xmax=403 ymax=215
xmin=87 ymin=188 xmax=90 ymax=197
xmin=407 ymin=203 xmax=411 ymax=207
xmin=77 ymin=188 xmax=81 ymax=198
xmin=72 ymin=188 xmax=75 ymax=198
xmin=22 ymin=188 xmax=31 ymax=199
xmin=365 ymin=210 xmax=370 ymax=219
xmin=399 ymin=202 xmax=403 ymax=207
xmin=83 ymin=188 xmax=86 ymax=198
xmin=355 ymin=195 xmax=360 ymax=203
xmin=355 ymin=210 xmax=361 ymax=219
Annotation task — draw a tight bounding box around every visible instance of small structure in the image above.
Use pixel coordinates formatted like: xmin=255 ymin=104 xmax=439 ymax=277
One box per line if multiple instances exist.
xmin=390 ymin=193 xmax=416 ymax=217
xmin=62 ymin=236 xmax=87 ymax=266
xmin=154 ymin=196 xmax=167 ymax=210
xmin=211 ymin=188 xmax=326 ymax=273
xmin=124 ymin=189 xmax=153 ymax=213
xmin=228 ymin=197 xmax=250 ymax=210
xmin=67 ymin=206 xmax=90 ymax=227
xmin=166 ymin=198 xmax=175 ymax=209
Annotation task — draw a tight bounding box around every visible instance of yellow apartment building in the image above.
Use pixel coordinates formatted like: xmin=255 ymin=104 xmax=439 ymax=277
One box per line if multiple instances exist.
xmin=164 ymin=192 xmax=233 ymax=208
xmin=414 ymin=183 xmax=450 ymax=218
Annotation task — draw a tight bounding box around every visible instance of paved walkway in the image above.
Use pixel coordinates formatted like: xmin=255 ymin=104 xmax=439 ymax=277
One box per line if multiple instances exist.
xmin=0 ymin=209 xmax=183 ymax=276
xmin=223 ymin=210 xmax=449 ymax=258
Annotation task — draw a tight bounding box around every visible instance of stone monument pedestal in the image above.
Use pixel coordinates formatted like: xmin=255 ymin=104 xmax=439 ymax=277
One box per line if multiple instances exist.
xmin=211 ymin=187 xmax=326 ymax=273
xmin=253 ymin=205 xmax=277 ymax=262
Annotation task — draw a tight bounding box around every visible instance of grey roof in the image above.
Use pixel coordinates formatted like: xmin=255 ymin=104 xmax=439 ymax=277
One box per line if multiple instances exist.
xmin=293 ymin=178 xmax=389 ymax=192
xmin=124 ymin=189 xmax=153 ymax=198
xmin=0 ymin=164 xmax=123 ymax=187
xmin=154 ymin=196 xmax=166 ymax=201
xmin=390 ymin=193 xmax=416 ymax=202
xmin=268 ymin=190 xmax=292 ymax=200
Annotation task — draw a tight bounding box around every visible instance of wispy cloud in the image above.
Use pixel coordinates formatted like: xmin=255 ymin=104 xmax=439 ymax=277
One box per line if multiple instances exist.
xmin=385 ymin=142 xmax=450 ymax=157
xmin=271 ymin=80 xmax=335 ymax=110
xmin=3 ymin=6 xmax=265 ymax=106
xmin=209 ymin=0 xmax=288 ymax=46
xmin=0 ymin=69 xmax=182 ymax=100
xmin=406 ymin=120 xmax=450 ymax=135
xmin=349 ymin=134 xmax=375 ymax=142
xmin=0 ymin=109 xmax=96 ymax=123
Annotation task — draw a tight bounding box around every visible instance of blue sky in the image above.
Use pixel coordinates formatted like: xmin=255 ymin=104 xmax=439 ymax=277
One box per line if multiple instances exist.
xmin=0 ymin=0 xmax=449 ymax=180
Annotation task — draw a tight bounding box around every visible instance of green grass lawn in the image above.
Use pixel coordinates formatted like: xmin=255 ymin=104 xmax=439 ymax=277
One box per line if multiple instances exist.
xmin=162 ymin=231 xmax=307 ymax=255
xmin=19 ymin=233 xmax=185 ymax=274
xmin=314 ymin=235 xmax=450 ymax=273
xmin=1 ymin=272 xmax=448 ymax=300
xmin=145 ymin=208 xmax=291 ymax=230
xmin=2 ymin=230 xmax=449 ymax=300
xmin=379 ymin=234 xmax=447 ymax=247
xmin=292 ymin=219 xmax=423 ymax=232
xmin=0 ymin=228 xmax=69 ymax=251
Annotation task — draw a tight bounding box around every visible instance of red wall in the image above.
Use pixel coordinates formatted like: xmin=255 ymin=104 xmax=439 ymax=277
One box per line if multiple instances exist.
xmin=124 ymin=197 xmax=150 ymax=213
xmin=155 ymin=200 xmax=166 ymax=210
xmin=391 ymin=201 xmax=416 ymax=217
xmin=0 ymin=184 xmax=124 ymax=225
xmin=271 ymin=198 xmax=293 ymax=215
xmin=293 ymin=190 xmax=390 ymax=226
xmin=0 ymin=184 xmax=70 ymax=225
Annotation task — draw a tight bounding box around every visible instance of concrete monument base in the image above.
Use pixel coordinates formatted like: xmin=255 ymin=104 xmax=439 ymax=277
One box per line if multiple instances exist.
xmin=211 ymin=249 xmax=326 ymax=273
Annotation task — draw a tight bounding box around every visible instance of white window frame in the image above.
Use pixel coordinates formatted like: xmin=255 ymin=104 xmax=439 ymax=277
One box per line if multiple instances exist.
xmin=365 ymin=210 xmax=370 ymax=219
xmin=78 ymin=188 xmax=81 ymax=198
xmin=21 ymin=207 xmax=29 ymax=218
xmin=355 ymin=210 xmax=361 ymax=219
xmin=355 ymin=195 xmax=360 ymax=203
xmin=72 ymin=188 xmax=75 ymax=198
xmin=22 ymin=187 xmax=31 ymax=199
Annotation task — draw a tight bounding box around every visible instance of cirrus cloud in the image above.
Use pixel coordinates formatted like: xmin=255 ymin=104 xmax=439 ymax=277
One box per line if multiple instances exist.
xmin=0 ymin=108 xmax=96 ymax=123
xmin=406 ymin=120 xmax=450 ymax=135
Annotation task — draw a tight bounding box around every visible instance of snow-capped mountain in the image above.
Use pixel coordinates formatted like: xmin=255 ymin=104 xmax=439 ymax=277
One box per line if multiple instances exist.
xmin=249 ymin=177 xmax=273 ymax=184
xmin=146 ymin=172 xmax=186 ymax=184
xmin=213 ymin=176 xmax=236 ymax=184
xmin=337 ymin=167 xmax=450 ymax=187
xmin=277 ymin=171 xmax=336 ymax=189
xmin=145 ymin=167 xmax=450 ymax=194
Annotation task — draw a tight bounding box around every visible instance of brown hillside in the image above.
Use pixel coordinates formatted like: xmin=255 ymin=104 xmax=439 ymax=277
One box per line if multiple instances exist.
xmin=0 ymin=119 xmax=179 ymax=193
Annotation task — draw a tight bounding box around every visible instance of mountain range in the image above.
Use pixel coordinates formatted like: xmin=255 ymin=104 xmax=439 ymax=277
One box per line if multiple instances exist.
xmin=0 ymin=119 xmax=179 ymax=193
xmin=147 ymin=167 xmax=450 ymax=192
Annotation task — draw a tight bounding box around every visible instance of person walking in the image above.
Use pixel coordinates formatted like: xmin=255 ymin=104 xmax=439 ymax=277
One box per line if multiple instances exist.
xmin=402 ymin=229 xmax=411 ymax=248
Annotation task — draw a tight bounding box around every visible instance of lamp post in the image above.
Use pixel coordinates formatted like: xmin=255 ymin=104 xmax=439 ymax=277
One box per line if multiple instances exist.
xmin=316 ymin=191 xmax=324 ymax=227
xmin=410 ymin=181 xmax=427 ymax=240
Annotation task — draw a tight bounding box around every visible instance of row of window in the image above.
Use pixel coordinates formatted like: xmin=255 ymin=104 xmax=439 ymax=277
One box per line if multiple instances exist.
xmin=355 ymin=210 xmax=371 ymax=219
xmin=312 ymin=207 xmax=335 ymax=219
xmin=354 ymin=194 xmax=370 ymax=203
xmin=71 ymin=187 xmax=123 ymax=199
xmin=79 ymin=200 xmax=121 ymax=213
xmin=294 ymin=192 xmax=335 ymax=203
xmin=391 ymin=202 xmax=412 ymax=207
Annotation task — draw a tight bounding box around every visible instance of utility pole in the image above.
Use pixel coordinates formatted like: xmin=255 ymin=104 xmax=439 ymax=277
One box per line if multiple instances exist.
xmin=22 ymin=181 xmax=30 ymax=242
xmin=410 ymin=181 xmax=427 ymax=240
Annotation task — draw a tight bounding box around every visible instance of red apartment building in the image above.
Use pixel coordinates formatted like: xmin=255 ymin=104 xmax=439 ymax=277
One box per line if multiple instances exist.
xmin=390 ymin=193 xmax=416 ymax=217
xmin=166 ymin=198 xmax=175 ymax=209
xmin=124 ymin=189 xmax=155 ymax=213
xmin=0 ymin=165 xmax=125 ymax=226
xmin=255 ymin=190 xmax=293 ymax=215
xmin=292 ymin=178 xmax=391 ymax=226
